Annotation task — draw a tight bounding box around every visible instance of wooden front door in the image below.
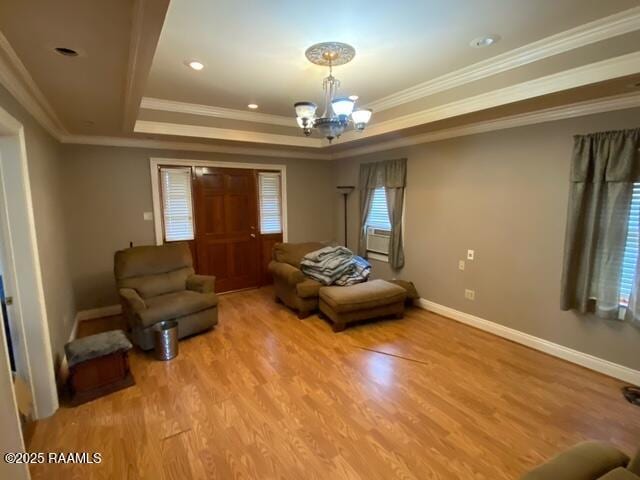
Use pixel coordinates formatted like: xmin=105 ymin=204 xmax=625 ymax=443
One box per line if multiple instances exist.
xmin=193 ymin=167 xmax=260 ymax=292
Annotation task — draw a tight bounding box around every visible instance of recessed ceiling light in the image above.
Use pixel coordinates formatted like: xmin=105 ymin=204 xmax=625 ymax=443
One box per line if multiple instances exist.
xmin=470 ymin=35 xmax=501 ymax=48
xmin=348 ymin=95 xmax=359 ymax=101
xmin=187 ymin=60 xmax=204 ymax=71
xmin=54 ymin=47 xmax=79 ymax=57
xmin=247 ymin=103 xmax=258 ymax=109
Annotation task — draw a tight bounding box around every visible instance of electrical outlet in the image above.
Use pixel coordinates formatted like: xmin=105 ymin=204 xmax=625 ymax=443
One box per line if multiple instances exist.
xmin=467 ymin=249 xmax=475 ymax=260
xmin=465 ymin=289 xmax=475 ymax=300
xmin=458 ymin=260 xmax=465 ymax=271
xmin=143 ymin=211 xmax=153 ymax=221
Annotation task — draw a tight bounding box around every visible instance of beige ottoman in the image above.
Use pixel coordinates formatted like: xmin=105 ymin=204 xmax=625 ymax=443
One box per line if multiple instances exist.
xmin=319 ymin=279 xmax=407 ymax=332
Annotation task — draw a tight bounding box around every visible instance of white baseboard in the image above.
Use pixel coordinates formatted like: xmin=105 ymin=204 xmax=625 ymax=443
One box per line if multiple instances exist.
xmin=415 ymin=298 xmax=640 ymax=386
xmin=57 ymin=312 xmax=82 ymax=387
xmin=75 ymin=304 xmax=122 ymax=322
xmin=68 ymin=315 xmax=79 ymax=342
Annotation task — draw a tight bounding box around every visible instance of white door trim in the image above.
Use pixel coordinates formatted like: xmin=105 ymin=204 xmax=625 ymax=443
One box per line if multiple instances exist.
xmin=149 ymin=157 xmax=288 ymax=245
xmin=0 ymin=105 xmax=58 ymax=420
xmin=0 ymin=309 xmax=28 ymax=479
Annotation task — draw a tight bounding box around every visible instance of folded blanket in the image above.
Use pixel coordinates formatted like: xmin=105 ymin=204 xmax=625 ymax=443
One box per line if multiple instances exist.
xmin=300 ymin=246 xmax=370 ymax=286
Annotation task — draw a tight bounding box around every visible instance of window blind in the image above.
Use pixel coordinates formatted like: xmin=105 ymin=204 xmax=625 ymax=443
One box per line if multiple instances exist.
xmin=620 ymin=182 xmax=640 ymax=305
xmin=366 ymin=187 xmax=391 ymax=230
xmin=258 ymin=172 xmax=282 ymax=234
xmin=160 ymin=167 xmax=194 ymax=241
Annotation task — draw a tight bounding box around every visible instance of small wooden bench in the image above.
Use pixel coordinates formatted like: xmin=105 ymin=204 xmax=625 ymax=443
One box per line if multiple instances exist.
xmin=65 ymin=330 xmax=134 ymax=405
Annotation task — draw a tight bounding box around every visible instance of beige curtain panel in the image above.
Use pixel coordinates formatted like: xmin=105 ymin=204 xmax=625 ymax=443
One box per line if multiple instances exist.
xmin=560 ymin=128 xmax=640 ymax=320
xmin=358 ymin=158 xmax=407 ymax=270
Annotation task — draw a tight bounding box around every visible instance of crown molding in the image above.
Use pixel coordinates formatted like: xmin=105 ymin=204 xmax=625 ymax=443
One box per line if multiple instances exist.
xmin=366 ymin=6 xmax=640 ymax=112
xmin=134 ymin=119 xmax=326 ymax=148
xmin=138 ymin=7 xmax=640 ymax=128
xmin=0 ymin=30 xmax=67 ymax=139
xmin=135 ymin=48 xmax=640 ymax=151
xmin=333 ymin=92 xmax=640 ymax=159
xmin=59 ymin=134 xmax=332 ymax=160
xmin=141 ymin=97 xmax=296 ymax=127
xmin=55 ymin=91 xmax=640 ymax=161
xmin=341 ymin=51 xmax=640 ymax=143
xmin=97 ymin=51 xmax=640 ymax=153
xmin=1 ymin=6 xmax=638 ymax=156
xmin=122 ymin=0 xmax=170 ymax=130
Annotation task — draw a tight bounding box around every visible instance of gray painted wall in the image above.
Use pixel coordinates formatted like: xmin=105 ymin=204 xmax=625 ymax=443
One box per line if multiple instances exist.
xmin=0 ymin=85 xmax=76 ymax=369
xmin=60 ymin=145 xmax=337 ymax=310
xmin=335 ymin=107 xmax=640 ymax=371
xmin=3 ymin=75 xmax=639 ymax=376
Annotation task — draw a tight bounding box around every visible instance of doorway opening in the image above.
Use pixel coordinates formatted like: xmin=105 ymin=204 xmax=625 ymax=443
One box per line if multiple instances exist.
xmin=0 ymin=106 xmax=58 ymax=424
xmin=0 ymin=274 xmax=16 ymax=371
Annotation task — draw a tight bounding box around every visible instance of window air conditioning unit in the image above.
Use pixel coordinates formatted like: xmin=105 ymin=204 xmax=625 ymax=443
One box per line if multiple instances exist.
xmin=366 ymin=227 xmax=390 ymax=254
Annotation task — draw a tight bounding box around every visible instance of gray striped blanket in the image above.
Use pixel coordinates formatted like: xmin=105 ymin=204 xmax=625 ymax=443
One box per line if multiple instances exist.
xmin=300 ymin=246 xmax=371 ymax=286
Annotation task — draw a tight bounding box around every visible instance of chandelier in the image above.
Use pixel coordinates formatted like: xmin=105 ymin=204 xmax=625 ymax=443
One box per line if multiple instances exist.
xmin=294 ymin=42 xmax=372 ymax=142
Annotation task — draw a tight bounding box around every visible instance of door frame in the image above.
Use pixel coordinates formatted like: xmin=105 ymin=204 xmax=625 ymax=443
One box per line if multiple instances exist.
xmin=149 ymin=158 xmax=288 ymax=246
xmin=0 ymin=105 xmax=58 ymax=426
xmin=0 ymin=305 xmax=28 ymax=479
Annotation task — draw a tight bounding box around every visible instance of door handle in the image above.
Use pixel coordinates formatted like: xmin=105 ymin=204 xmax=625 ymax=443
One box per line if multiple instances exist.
xmin=5 ymin=296 xmax=12 ymax=305
xmin=250 ymin=233 xmax=256 ymax=238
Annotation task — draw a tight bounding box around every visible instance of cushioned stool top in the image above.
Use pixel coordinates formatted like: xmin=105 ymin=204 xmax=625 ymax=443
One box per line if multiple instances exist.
xmin=65 ymin=330 xmax=132 ymax=367
xmin=319 ymin=279 xmax=406 ymax=313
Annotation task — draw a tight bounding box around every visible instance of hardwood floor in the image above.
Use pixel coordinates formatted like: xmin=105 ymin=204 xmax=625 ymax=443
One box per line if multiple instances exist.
xmin=30 ymin=287 xmax=640 ymax=479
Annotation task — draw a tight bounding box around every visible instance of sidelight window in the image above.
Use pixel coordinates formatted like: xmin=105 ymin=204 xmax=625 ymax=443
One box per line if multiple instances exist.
xmin=258 ymin=172 xmax=282 ymax=234
xmin=160 ymin=167 xmax=194 ymax=241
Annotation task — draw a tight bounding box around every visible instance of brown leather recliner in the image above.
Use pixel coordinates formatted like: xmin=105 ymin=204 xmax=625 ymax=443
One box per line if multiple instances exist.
xmin=268 ymin=242 xmax=325 ymax=318
xmin=114 ymin=242 xmax=218 ymax=350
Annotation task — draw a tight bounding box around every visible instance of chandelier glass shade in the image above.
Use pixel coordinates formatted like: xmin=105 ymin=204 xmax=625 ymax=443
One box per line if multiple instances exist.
xmin=294 ymin=42 xmax=372 ymax=142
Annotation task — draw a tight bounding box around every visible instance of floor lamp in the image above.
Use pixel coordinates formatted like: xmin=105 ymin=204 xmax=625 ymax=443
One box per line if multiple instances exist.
xmin=337 ymin=186 xmax=355 ymax=247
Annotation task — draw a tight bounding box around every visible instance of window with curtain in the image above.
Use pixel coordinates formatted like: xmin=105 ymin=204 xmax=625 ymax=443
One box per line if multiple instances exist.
xmin=619 ymin=182 xmax=640 ymax=306
xmin=358 ymin=158 xmax=406 ymax=269
xmin=365 ymin=186 xmax=391 ymax=255
xmin=258 ymin=172 xmax=282 ymax=234
xmin=560 ymin=128 xmax=640 ymax=322
xmin=366 ymin=187 xmax=391 ymax=231
xmin=160 ymin=167 xmax=194 ymax=242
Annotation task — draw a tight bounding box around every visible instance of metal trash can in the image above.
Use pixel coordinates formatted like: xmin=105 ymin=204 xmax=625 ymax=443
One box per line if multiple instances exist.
xmin=153 ymin=320 xmax=178 ymax=361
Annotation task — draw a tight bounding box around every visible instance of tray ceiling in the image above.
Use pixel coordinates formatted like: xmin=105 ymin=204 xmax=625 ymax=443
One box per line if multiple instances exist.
xmin=0 ymin=0 xmax=639 ymax=158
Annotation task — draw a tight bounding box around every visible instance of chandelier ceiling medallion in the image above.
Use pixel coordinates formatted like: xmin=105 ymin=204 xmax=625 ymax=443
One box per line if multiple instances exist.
xmin=294 ymin=42 xmax=372 ymax=142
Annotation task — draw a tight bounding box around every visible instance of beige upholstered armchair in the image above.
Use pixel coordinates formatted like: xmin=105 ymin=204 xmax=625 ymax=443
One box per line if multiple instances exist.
xmin=268 ymin=242 xmax=325 ymax=318
xmin=114 ymin=242 xmax=218 ymax=350
xmin=521 ymin=441 xmax=639 ymax=480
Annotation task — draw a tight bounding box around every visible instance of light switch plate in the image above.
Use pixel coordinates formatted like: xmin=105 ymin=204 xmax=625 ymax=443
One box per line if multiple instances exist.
xmin=458 ymin=260 xmax=465 ymax=271
xmin=143 ymin=212 xmax=153 ymax=221
xmin=467 ymin=249 xmax=475 ymax=260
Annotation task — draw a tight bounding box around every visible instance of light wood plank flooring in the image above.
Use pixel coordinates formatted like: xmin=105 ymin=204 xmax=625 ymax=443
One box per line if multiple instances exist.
xmin=29 ymin=287 xmax=640 ymax=479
